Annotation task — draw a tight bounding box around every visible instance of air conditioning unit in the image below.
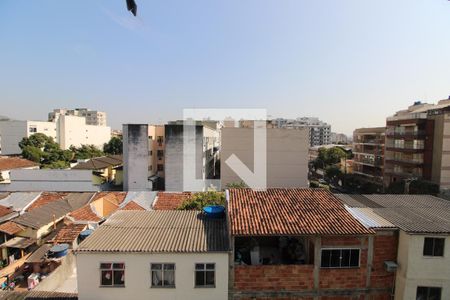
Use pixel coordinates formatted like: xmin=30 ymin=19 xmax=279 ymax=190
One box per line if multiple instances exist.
xmin=384 ymin=261 xmax=398 ymax=272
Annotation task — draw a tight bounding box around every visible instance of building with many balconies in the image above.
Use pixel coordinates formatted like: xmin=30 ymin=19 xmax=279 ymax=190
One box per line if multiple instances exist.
xmin=352 ymin=127 xmax=385 ymax=186
xmin=384 ymin=98 xmax=450 ymax=190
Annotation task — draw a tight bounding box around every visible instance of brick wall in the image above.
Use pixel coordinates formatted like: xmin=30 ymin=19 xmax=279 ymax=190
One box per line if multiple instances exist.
xmin=370 ymin=231 xmax=398 ymax=289
xmin=234 ymin=264 xmax=314 ymax=291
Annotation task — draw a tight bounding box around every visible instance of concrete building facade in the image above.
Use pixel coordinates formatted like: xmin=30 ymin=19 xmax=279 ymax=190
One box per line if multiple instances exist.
xmin=49 ymin=108 xmax=107 ymax=126
xmin=353 ymin=127 xmax=386 ymax=186
xmin=221 ymin=128 xmax=309 ymax=188
xmin=148 ymin=125 xmax=165 ymax=180
xmin=123 ymin=124 xmax=152 ymax=191
xmin=269 ymin=117 xmax=331 ymax=146
xmin=164 ymin=122 xmax=219 ymax=191
xmin=0 ymin=116 xmax=111 ymax=155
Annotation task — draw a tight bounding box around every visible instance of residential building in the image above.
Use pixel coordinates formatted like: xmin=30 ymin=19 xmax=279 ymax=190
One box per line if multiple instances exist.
xmin=384 ymin=98 xmax=450 ymax=190
xmin=337 ymin=194 xmax=450 ymax=300
xmin=331 ymin=132 xmax=349 ymax=144
xmin=221 ymin=128 xmax=309 ymax=188
xmin=49 ymin=108 xmax=107 ymax=126
xmin=269 ymin=117 xmax=331 ymax=146
xmin=0 ymin=115 xmax=111 ymax=155
xmin=76 ymin=210 xmax=229 ymax=300
xmin=164 ymin=122 xmax=220 ymax=191
xmin=0 ymin=156 xmax=39 ymax=183
xmin=353 ymin=127 xmax=386 ymax=185
xmin=148 ymin=125 xmax=165 ymax=187
xmin=228 ymin=188 xmax=395 ymax=299
xmin=123 ymin=124 xmax=152 ymax=191
xmin=72 ymin=155 xmax=123 ymax=187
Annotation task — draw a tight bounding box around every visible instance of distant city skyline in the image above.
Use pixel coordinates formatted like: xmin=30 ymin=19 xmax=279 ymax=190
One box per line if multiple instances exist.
xmin=1 ymin=0 xmax=450 ymax=135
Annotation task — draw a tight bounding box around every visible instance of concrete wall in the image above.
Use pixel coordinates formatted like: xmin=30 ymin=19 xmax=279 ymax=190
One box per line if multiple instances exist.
xmin=35 ymin=251 xmax=77 ymax=292
xmin=76 ymin=252 xmax=229 ymax=300
xmin=221 ymin=128 xmax=309 ymax=188
xmin=123 ymin=124 xmax=151 ymax=191
xmin=395 ymin=231 xmax=450 ymax=300
xmin=164 ymin=125 xmax=205 ymax=191
xmin=0 ymin=169 xmax=99 ymax=192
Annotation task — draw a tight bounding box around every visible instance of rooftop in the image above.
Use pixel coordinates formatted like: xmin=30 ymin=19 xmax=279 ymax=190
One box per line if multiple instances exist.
xmin=77 ymin=210 xmax=229 ymax=253
xmin=0 ymin=192 xmax=41 ymax=212
xmin=72 ymin=155 xmax=122 ymax=170
xmin=335 ymin=194 xmax=450 ymax=234
xmin=26 ymin=192 xmax=68 ymax=211
xmin=52 ymin=223 xmax=87 ymax=244
xmin=0 ymin=221 xmax=24 ymax=235
xmin=228 ymin=188 xmax=374 ymax=236
xmin=0 ymin=156 xmax=38 ymax=171
xmin=153 ymin=192 xmax=191 ymax=210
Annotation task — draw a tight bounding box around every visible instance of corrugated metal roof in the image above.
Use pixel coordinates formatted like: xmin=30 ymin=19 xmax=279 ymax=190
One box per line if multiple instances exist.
xmin=64 ymin=193 xmax=94 ymax=211
xmin=26 ymin=244 xmax=52 ymax=263
xmin=77 ymin=210 xmax=229 ymax=253
xmin=345 ymin=206 xmax=396 ymax=229
xmin=229 ymin=188 xmax=374 ymax=236
xmin=72 ymin=155 xmax=122 ymax=170
xmin=0 ymin=192 xmax=41 ymax=212
xmin=336 ymin=194 xmax=450 ymax=234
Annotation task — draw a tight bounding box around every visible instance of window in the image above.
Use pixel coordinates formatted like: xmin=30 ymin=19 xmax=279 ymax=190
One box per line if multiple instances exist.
xmin=416 ymin=286 xmax=441 ymax=300
xmin=195 ymin=263 xmax=215 ymax=287
xmin=157 ymin=164 xmax=164 ymax=172
xmin=151 ymin=263 xmax=175 ymax=288
xmin=29 ymin=126 xmax=37 ymax=133
xmin=157 ymin=150 xmax=164 ymax=160
xmin=423 ymin=238 xmax=445 ymax=257
xmin=100 ymin=263 xmax=125 ymax=287
xmin=157 ymin=136 xmax=164 ymax=146
xmin=320 ymin=249 xmax=360 ymax=268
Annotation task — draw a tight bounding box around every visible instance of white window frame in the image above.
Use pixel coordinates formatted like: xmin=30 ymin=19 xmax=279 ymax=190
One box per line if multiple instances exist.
xmin=194 ymin=263 xmax=216 ymax=288
xmin=99 ymin=262 xmax=125 ymax=287
xmin=320 ymin=247 xmax=361 ymax=269
xmin=150 ymin=263 xmax=176 ymax=288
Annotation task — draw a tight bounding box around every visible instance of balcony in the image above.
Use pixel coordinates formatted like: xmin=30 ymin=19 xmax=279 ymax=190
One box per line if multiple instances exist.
xmin=384 ymin=168 xmax=422 ymax=178
xmin=385 ymin=157 xmax=423 ymax=166
xmin=386 ymin=130 xmax=426 ymax=139
xmin=353 ymin=139 xmax=385 ymax=145
xmin=385 ymin=143 xmax=424 ymax=152
xmin=353 ymin=157 xmax=383 ymax=167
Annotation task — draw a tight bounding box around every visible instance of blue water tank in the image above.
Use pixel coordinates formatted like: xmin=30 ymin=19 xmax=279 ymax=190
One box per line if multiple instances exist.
xmin=79 ymin=229 xmax=93 ymax=241
xmin=49 ymin=244 xmax=69 ymax=258
xmin=203 ymin=205 xmax=225 ymax=218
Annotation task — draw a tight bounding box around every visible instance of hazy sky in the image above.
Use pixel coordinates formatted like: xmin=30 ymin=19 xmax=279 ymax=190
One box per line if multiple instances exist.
xmin=1 ymin=0 xmax=450 ymax=134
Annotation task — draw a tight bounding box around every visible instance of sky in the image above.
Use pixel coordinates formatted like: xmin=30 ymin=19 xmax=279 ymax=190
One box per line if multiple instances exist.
xmin=1 ymin=0 xmax=450 ymax=135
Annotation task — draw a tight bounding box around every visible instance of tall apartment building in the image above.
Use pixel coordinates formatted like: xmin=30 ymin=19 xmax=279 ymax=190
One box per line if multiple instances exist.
xmin=352 ymin=127 xmax=385 ymax=185
xmin=384 ymin=99 xmax=450 ymax=190
xmin=269 ymin=117 xmax=331 ymax=146
xmin=164 ymin=121 xmax=220 ymax=191
xmin=49 ymin=108 xmax=107 ymax=126
xmin=0 ymin=115 xmax=111 ymax=155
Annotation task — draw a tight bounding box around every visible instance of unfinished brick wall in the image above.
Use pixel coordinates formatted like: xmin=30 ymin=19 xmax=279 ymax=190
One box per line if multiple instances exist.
xmin=234 ymin=264 xmax=314 ymax=291
xmin=370 ymin=231 xmax=398 ymax=289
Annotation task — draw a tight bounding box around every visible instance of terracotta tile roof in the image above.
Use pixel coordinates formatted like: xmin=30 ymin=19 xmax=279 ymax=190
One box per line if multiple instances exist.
xmin=228 ymin=188 xmax=375 ymax=236
xmin=52 ymin=223 xmax=87 ymax=244
xmin=72 ymin=155 xmax=122 ymax=170
xmin=69 ymin=205 xmax=102 ymax=222
xmin=120 ymin=201 xmax=145 ymax=211
xmin=0 ymin=205 xmax=14 ymax=218
xmin=26 ymin=192 xmax=68 ymax=211
xmin=0 ymin=221 xmax=24 ymax=235
xmin=0 ymin=156 xmax=38 ymax=171
xmin=92 ymin=192 xmax=127 ymax=205
xmin=153 ymin=192 xmax=191 ymax=210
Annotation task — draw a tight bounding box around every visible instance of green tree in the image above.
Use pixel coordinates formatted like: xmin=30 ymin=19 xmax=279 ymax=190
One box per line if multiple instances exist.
xmin=325 ymin=165 xmax=342 ymax=182
xmin=71 ymin=145 xmax=104 ymax=160
xmin=225 ymin=181 xmax=248 ymax=189
xmin=103 ymin=137 xmax=123 ymax=155
xmin=178 ymin=191 xmax=226 ymax=210
xmin=317 ymin=147 xmax=348 ymax=166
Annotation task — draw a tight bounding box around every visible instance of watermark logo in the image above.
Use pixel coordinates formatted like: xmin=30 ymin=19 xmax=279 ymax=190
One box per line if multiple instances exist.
xmin=182 ymin=109 xmax=267 ymax=191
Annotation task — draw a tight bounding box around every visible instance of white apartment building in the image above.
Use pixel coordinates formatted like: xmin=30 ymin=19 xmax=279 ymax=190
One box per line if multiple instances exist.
xmin=0 ymin=115 xmax=111 ymax=155
xmin=76 ymin=210 xmax=229 ymax=300
xmin=270 ymin=117 xmax=331 ymax=146
xmin=49 ymin=108 xmax=107 ymax=126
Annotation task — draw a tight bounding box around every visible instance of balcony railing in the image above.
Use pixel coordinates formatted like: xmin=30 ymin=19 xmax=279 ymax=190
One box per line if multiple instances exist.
xmin=384 ymin=168 xmax=422 ymax=178
xmin=353 ymin=158 xmax=383 ymax=166
xmin=385 ymin=130 xmax=426 ymax=137
xmin=385 ymin=157 xmax=423 ymax=165
xmin=386 ymin=112 xmax=428 ymax=121
xmin=385 ymin=143 xmax=424 ymax=150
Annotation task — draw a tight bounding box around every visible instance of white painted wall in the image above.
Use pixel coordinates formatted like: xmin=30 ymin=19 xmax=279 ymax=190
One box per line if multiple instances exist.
xmin=0 ymin=169 xmax=99 ymax=192
xmin=58 ymin=115 xmax=111 ymax=150
xmin=395 ymin=231 xmax=450 ymax=300
xmin=76 ymin=252 xmax=229 ymax=300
